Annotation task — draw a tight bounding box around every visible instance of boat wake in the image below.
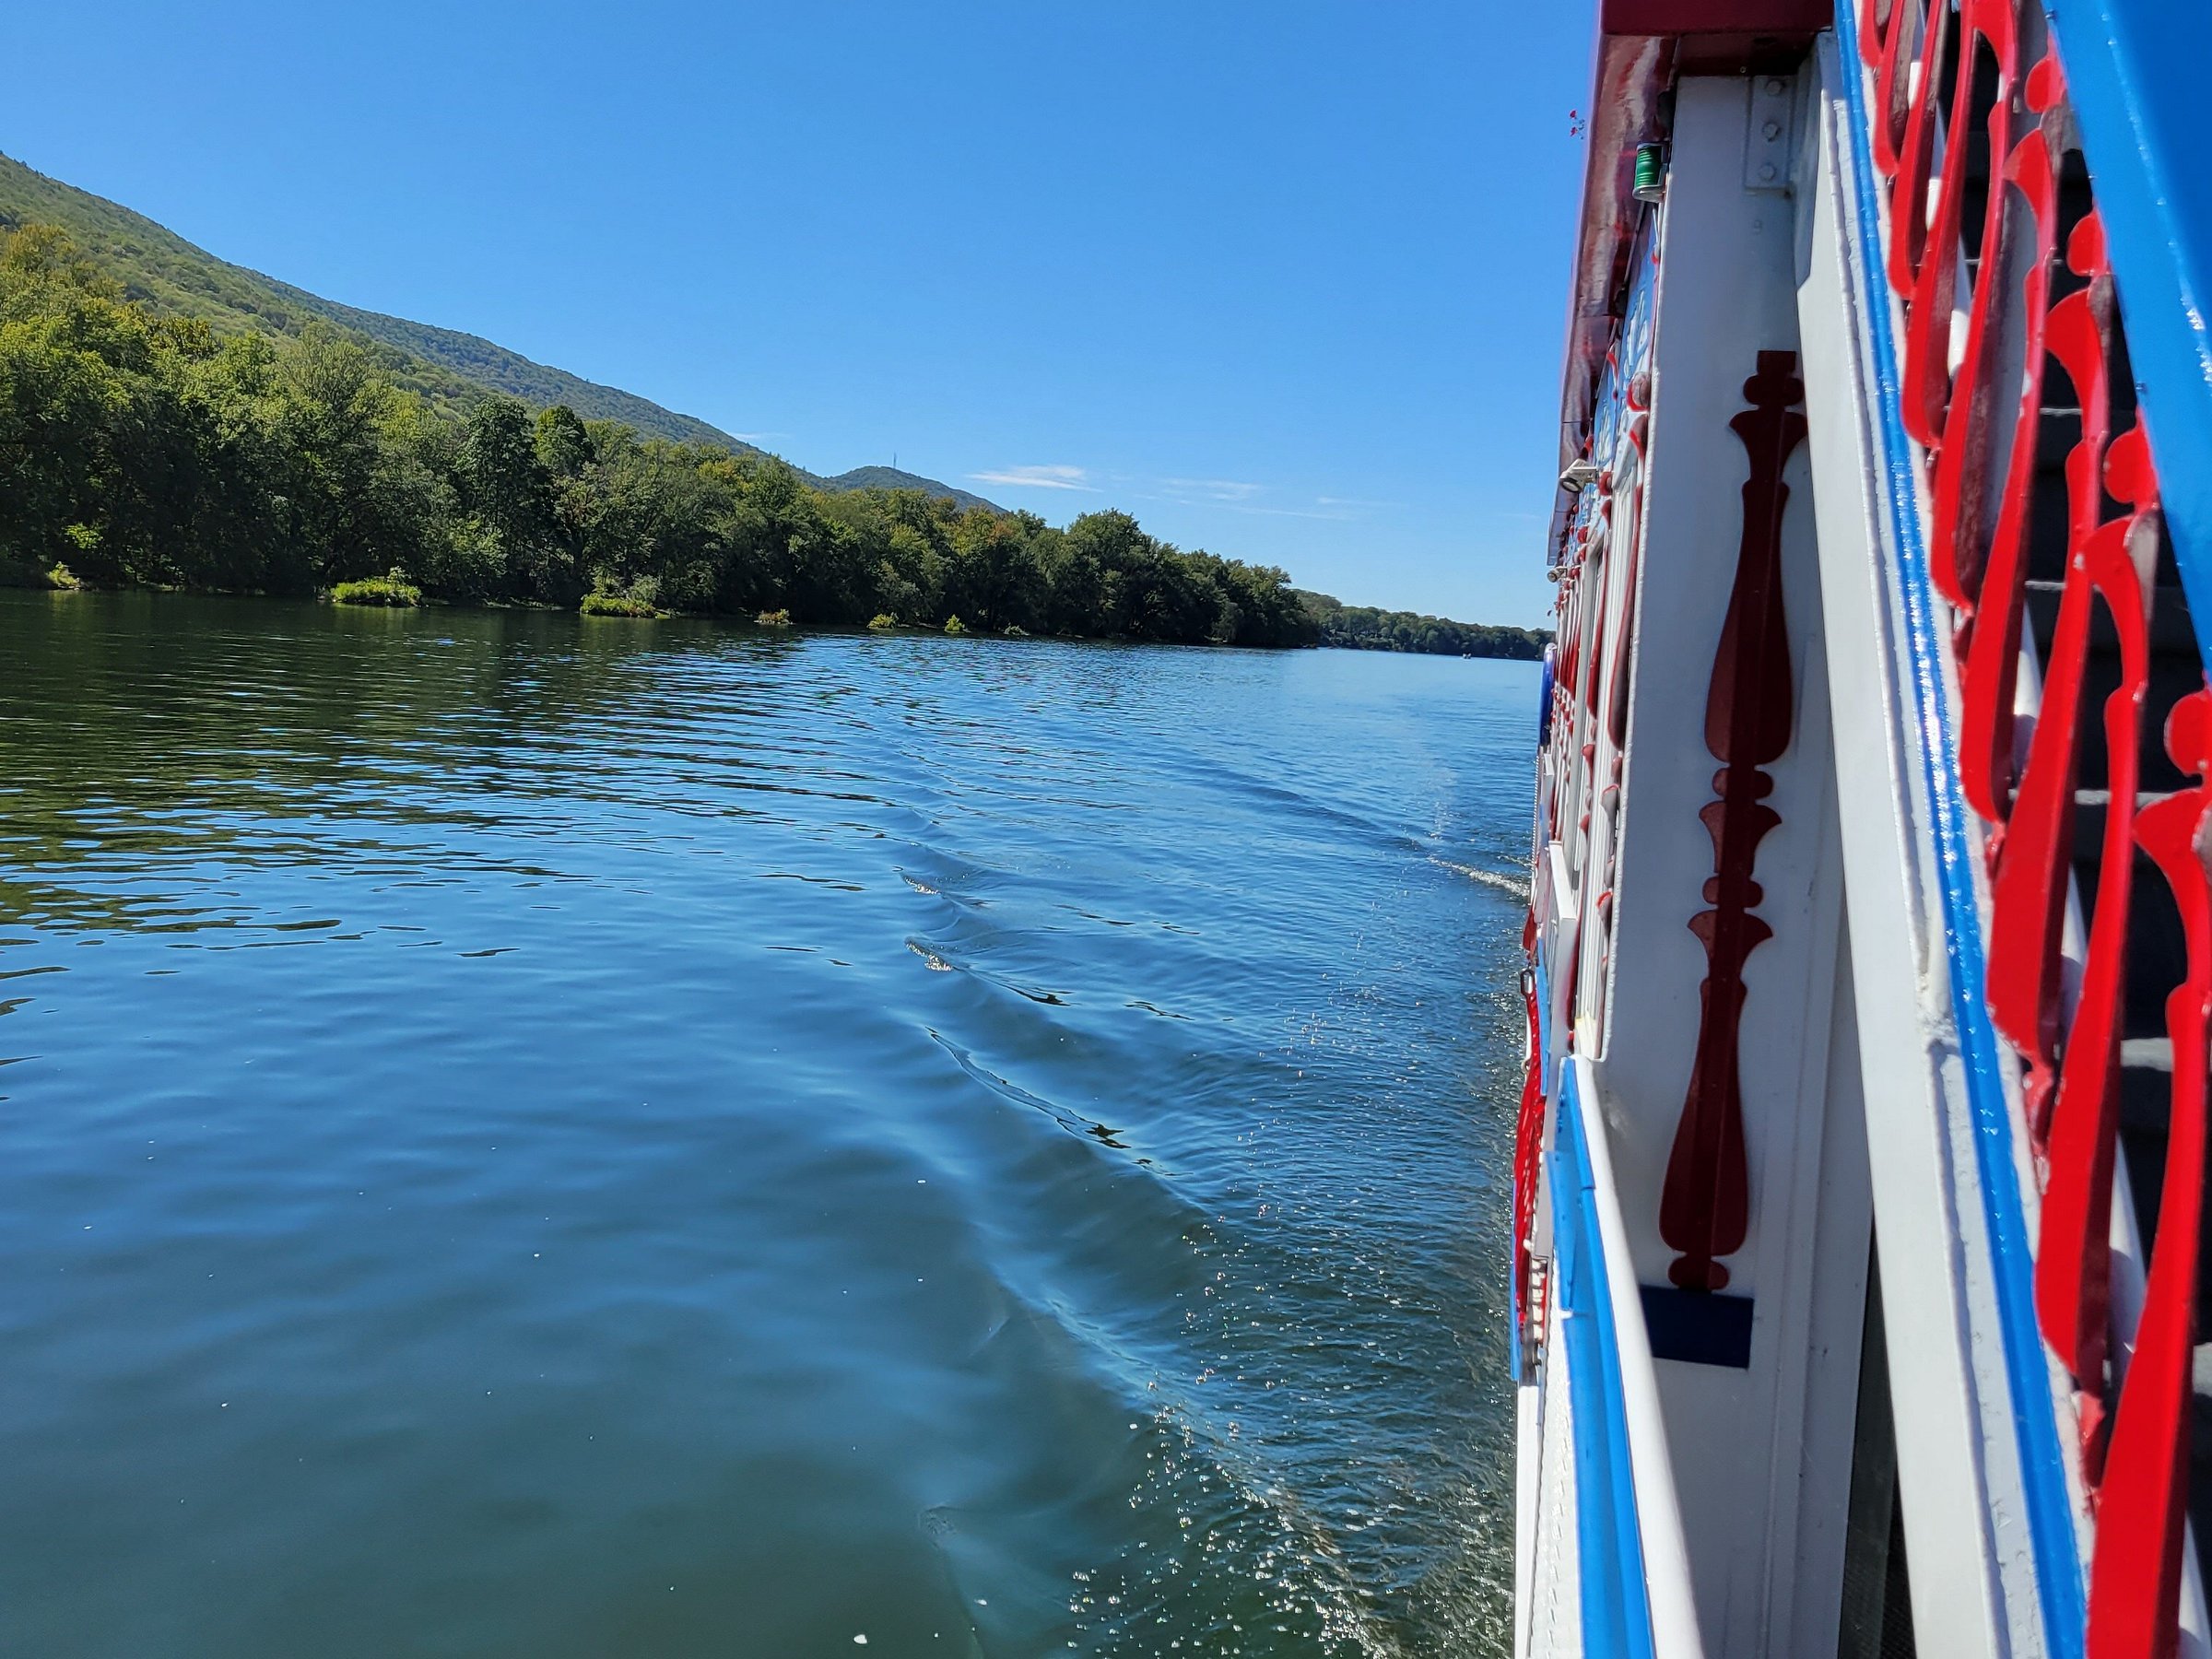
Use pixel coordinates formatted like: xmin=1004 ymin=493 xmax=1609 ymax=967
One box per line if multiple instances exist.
xmin=1429 ymin=857 xmax=1532 ymax=901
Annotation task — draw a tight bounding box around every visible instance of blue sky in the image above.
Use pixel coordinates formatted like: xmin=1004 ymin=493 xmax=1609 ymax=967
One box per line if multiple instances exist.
xmin=9 ymin=2 xmax=1594 ymax=625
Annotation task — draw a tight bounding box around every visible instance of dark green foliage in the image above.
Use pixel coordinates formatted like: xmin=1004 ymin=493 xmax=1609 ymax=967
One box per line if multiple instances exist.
xmin=3 ymin=218 xmax=1547 ymax=654
xmin=822 ymin=465 xmax=999 ymax=514
xmin=0 ymin=222 xmax=1325 ymax=646
xmin=1298 ymin=591 xmax=1549 ymax=659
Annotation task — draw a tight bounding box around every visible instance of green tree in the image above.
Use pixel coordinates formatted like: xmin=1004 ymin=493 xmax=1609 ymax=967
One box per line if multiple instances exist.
xmin=0 ymin=217 xmax=1498 ymax=654
xmin=461 ymin=394 xmax=570 ymax=602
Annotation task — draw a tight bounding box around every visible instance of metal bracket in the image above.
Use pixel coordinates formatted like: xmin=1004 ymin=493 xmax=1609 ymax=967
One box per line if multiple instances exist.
xmin=1745 ymin=73 xmax=1796 ymax=193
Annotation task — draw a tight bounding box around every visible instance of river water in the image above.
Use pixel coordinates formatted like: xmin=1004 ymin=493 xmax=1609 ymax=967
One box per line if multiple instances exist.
xmin=0 ymin=591 xmax=1533 ymax=1658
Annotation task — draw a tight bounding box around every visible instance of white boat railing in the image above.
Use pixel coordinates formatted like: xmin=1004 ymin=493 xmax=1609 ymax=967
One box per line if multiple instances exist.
xmin=1547 ymin=1053 xmax=1707 ymax=1659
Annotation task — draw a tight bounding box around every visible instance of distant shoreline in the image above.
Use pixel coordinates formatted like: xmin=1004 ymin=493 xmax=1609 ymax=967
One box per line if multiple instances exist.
xmin=0 ymin=579 xmax=1551 ymax=662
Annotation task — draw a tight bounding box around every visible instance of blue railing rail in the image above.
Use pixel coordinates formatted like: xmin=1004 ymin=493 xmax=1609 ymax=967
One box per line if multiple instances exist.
xmin=2046 ymin=0 xmax=2212 ymax=671
xmin=1548 ymin=1057 xmax=1708 ymax=1658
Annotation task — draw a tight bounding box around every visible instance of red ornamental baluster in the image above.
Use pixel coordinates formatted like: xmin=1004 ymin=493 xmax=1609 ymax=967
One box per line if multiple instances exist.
xmin=1904 ymin=0 xmax=2019 ymax=458
xmin=1858 ymin=0 xmax=1888 ymax=70
xmin=2034 ymin=431 xmax=2158 ymax=1444
xmin=1924 ymin=1 xmax=2028 ymax=610
xmin=1986 ymin=209 xmax=2117 ymax=1132
xmin=1885 ymin=0 xmax=1949 ymax=299
xmin=1660 ymin=352 xmax=1806 ymax=1291
xmin=2087 ymin=681 xmax=2212 ymax=1659
xmin=1958 ymin=59 xmax=2064 ymax=830
xmin=1513 ymin=956 xmax=1546 ymax=1335
xmin=1869 ymin=0 xmax=1923 ymax=183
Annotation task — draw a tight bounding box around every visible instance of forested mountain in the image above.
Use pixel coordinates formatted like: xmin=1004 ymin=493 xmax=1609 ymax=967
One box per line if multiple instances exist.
xmin=0 ymin=221 xmax=1315 ymax=646
xmin=1298 ymin=591 xmax=1549 ymax=658
xmin=0 ymin=153 xmax=1544 ymax=657
xmin=0 ymin=151 xmax=994 ymax=510
xmin=259 ymin=276 xmax=750 ymax=453
xmin=824 ymin=466 xmax=999 ymax=513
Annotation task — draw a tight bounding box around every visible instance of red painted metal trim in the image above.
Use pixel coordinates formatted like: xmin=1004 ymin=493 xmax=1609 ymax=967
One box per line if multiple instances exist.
xmin=2033 ymin=500 xmax=2154 ymax=1444
xmin=2089 ymin=682 xmax=2206 ymax=1659
xmin=1987 ymin=204 xmax=2118 ymax=1147
xmin=1922 ymin=0 xmax=2023 ymax=597
xmin=1867 ymin=0 xmax=1919 ymax=179
xmin=1956 ymin=72 xmax=2064 ymax=831
xmin=1903 ymin=0 xmax=2018 ymax=454
xmin=1600 ymin=0 xmax=1830 ymax=29
xmin=1514 ymin=955 xmax=1547 ymax=1340
xmin=1885 ymin=0 xmax=1947 ymax=299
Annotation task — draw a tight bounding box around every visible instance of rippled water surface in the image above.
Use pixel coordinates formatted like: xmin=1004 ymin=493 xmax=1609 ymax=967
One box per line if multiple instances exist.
xmin=0 ymin=592 xmax=1533 ymax=1658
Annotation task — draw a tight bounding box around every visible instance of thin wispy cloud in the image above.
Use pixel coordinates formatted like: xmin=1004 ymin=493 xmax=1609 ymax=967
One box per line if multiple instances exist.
xmin=731 ymin=432 xmax=791 ymax=444
xmin=973 ymin=467 xmax=1389 ymax=523
xmin=1230 ymin=502 xmax=1358 ymax=521
xmin=1149 ymin=477 xmax=1395 ymax=521
xmin=970 ymin=465 xmax=1099 ymax=491
xmin=1159 ymin=477 xmax=1265 ymax=503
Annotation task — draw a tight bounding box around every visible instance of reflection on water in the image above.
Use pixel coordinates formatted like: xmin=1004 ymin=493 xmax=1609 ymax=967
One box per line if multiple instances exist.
xmin=0 ymin=591 xmax=1533 ymax=1657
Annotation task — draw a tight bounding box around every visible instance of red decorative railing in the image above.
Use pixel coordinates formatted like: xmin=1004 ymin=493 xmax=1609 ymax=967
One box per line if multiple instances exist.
xmin=2098 ymin=691 xmax=2209 ymax=1656
xmin=1855 ymin=1 xmax=2209 ymax=1650
xmin=1523 ymin=226 xmax=1660 ymax=1379
xmin=1515 ymin=941 xmax=1546 ymax=1342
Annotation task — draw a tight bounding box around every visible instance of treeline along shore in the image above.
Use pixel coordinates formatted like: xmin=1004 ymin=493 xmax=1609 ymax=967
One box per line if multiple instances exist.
xmin=1296 ymin=593 xmax=1547 ymax=659
xmin=0 ymin=221 xmax=1547 ymax=656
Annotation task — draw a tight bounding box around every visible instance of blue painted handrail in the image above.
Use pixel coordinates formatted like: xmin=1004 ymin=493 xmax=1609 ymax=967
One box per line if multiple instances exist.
xmin=1540 ymin=641 xmax=1559 ymax=748
xmin=2046 ymin=0 xmax=2212 ymax=679
xmin=1550 ymin=1064 xmax=1658 ymax=1657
